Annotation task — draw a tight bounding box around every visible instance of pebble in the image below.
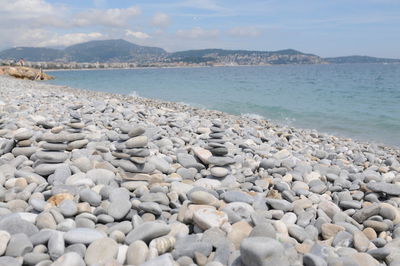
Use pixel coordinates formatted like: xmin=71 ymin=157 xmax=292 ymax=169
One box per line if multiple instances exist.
xmin=84 ymin=237 xmax=118 ymax=265
xmin=240 ymin=237 xmax=289 ymax=266
xmin=126 ymin=240 xmax=149 ymax=265
xmin=125 ymin=222 xmax=170 ymax=244
xmin=64 ymin=228 xmax=105 ymax=244
xmin=0 ymin=230 xmax=11 ymax=256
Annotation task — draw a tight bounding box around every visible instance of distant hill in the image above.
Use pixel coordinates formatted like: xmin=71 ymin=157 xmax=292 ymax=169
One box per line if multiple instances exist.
xmin=325 ymin=55 xmax=400 ymax=64
xmin=0 ymin=39 xmax=167 ymax=63
xmin=168 ymin=48 xmax=323 ymax=65
xmin=1 ymin=39 xmax=399 ymax=66
xmin=64 ymin=39 xmax=167 ymax=63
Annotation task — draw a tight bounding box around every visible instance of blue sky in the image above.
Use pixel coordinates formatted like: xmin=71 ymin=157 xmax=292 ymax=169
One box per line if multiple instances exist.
xmin=0 ymin=0 xmax=399 ymax=57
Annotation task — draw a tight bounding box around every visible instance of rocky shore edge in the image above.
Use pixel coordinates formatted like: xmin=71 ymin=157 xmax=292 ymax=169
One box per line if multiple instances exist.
xmin=0 ymin=66 xmax=54 ymax=80
xmin=0 ymin=75 xmax=399 ymax=266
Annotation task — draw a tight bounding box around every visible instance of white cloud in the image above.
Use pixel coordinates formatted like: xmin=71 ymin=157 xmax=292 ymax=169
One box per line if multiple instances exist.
xmin=0 ymin=0 xmax=56 ymax=19
xmin=176 ymin=27 xmax=219 ymax=39
xmin=37 ymin=32 xmax=104 ymax=47
xmin=151 ymin=13 xmax=171 ymax=28
xmin=228 ymin=26 xmax=262 ymax=37
xmin=125 ymin=30 xmax=150 ymax=39
xmin=73 ymin=6 xmax=140 ymax=27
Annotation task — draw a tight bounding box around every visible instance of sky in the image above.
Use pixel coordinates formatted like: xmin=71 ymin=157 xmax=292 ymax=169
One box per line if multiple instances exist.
xmin=0 ymin=0 xmax=399 ymax=58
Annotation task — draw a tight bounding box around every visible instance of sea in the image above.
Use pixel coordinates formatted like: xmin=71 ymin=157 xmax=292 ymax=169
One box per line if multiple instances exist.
xmin=46 ymin=63 xmax=400 ymax=147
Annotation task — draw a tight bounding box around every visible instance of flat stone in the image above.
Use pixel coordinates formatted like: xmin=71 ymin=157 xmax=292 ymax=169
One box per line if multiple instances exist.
xmin=193 ymin=207 xmax=228 ymax=230
xmin=249 ymin=223 xmax=277 ymax=238
xmin=352 ymin=205 xmax=381 ymax=223
xmin=36 ymin=212 xmax=57 ymax=230
xmin=321 ymin=223 xmax=345 ymax=239
xmin=5 ymin=233 xmax=33 ymax=257
xmin=227 ymin=221 xmax=252 ymax=249
xmin=222 ymin=191 xmax=254 ymax=204
xmin=125 ymin=222 xmax=170 ymax=244
xmin=192 ymin=147 xmax=212 ymax=164
xmin=14 ymin=130 xmax=33 ymax=141
xmin=58 ymin=199 xmax=78 ymax=217
xmin=367 ymin=182 xmax=400 ymax=196
xmin=126 ymin=240 xmax=149 ymax=265
xmin=353 ymin=230 xmax=370 ymax=252
xmin=48 ymin=231 xmax=65 ymax=260
xmin=368 ymin=247 xmax=390 ymax=260
xmin=0 ymin=215 xmax=39 ymax=236
xmin=265 ymin=198 xmax=293 ymax=212
xmin=67 ymin=139 xmax=89 ymax=150
xmin=139 ymin=202 xmax=163 ymax=216
xmin=173 ymin=235 xmax=213 ymax=259
xmin=126 ymin=136 xmax=148 ymax=148
xmin=0 ymin=230 xmax=11 ymax=256
xmin=210 ymin=167 xmax=229 ymax=178
xmin=240 ymin=237 xmax=289 ymax=266
xmin=41 ymin=133 xmax=68 ymax=143
xmin=86 ymin=168 xmax=115 ymax=184
xmin=128 ymin=127 xmax=146 ymax=137
xmin=79 ymin=189 xmax=101 ymax=207
xmin=108 ymin=199 xmax=131 ymax=220
xmin=189 ymin=191 xmax=220 ymax=207
xmin=177 ymin=153 xmax=205 ymax=170
xmin=64 ymin=228 xmax=105 ymax=244
xmin=36 ymin=151 xmax=69 ymax=163
xmin=51 ymin=252 xmax=85 ymax=266
xmin=85 ymin=237 xmax=118 ymax=265
xmin=12 ymin=147 xmax=37 ymax=157
xmin=0 ymin=256 xmax=22 ymax=266
xmin=208 ymin=156 xmax=235 ymax=166
xmin=23 ymin=252 xmax=50 ymax=265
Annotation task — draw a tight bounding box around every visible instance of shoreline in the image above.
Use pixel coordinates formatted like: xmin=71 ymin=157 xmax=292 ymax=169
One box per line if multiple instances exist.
xmin=0 ymin=75 xmax=399 ymax=265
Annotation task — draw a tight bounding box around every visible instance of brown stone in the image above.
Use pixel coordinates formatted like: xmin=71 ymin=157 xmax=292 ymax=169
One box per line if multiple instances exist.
xmin=321 ymin=223 xmax=345 ymax=240
xmin=227 ymin=220 xmax=252 ymax=249
xmin=362 ymin=227 xmax=377 ymax=240
xmin=48 ymin=193 xmax=74 ymax=206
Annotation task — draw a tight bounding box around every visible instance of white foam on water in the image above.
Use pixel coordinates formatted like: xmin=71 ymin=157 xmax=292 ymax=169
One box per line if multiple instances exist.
xmin=0 ymin=101 xmax=4 ymax=105
xmin=129 ymin=91 xmax=139 ymax=97
xmin=241 ymin=113 xmax=265 ymax=120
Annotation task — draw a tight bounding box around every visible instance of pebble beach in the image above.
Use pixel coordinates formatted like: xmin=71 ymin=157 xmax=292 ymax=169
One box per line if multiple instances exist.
xmin=0 ymin=75 xmax=400 ymax=266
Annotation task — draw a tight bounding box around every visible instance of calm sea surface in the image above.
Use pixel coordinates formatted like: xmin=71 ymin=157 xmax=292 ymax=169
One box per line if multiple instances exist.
xmin=46 ymin=64 xmax=400 ymax=147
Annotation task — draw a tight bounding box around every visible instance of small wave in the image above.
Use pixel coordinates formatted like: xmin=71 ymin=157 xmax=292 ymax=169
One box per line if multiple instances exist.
xmin=241 ymin=113 xmax=265 ymax=120
xmin=129 ymin=91 xmax=139 ymax=97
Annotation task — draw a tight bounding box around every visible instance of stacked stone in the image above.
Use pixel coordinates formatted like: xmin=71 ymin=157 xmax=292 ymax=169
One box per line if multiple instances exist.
xmin=0 ymin=113 xmax=14 ymax=156
xmin=11 ymin=129 xmax=36 ymax=157
xmin=206 ymin=120 xmax=235 ymax=178
xmin=63 ymin=109 xmax=89 ymax=151
xmin=111 ymin=125 xmax=155 ymax=175
xmin=65 ymin=109 xmax=85 ymax=134
xmin=34 ymin=132 xmax=70 ymax=176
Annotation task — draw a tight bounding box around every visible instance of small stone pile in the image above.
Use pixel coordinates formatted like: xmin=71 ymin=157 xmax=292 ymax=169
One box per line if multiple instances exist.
xmin=34 ymin=132 xmax=71 ymax=176
xmin=65 ymin=109 xmax=85 ymax=134
xmin=206 ymin=120 xmax=234 ymax=178
xmin=111 ymin=125 xmax=155 ymax=176
xmin=12 ymin=129 xmax=36 ymax=158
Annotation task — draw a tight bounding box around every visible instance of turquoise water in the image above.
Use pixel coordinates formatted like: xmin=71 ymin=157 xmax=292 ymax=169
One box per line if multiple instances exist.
xmin=46 ymin=64 xmax=400 ymax=147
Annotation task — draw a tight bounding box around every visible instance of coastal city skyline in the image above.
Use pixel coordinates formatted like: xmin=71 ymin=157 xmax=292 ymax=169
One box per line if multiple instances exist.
xmin=0 ymin=0 xmax=399 ymax=58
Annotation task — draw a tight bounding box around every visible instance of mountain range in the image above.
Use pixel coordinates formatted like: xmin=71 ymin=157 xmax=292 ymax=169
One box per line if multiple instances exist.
xmin=0 ymin=39 xmax=399 ymax=65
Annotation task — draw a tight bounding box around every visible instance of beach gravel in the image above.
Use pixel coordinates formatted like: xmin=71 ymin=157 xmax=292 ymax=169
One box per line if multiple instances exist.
xmin=0 ymin=75 xmax=399 ymax=265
